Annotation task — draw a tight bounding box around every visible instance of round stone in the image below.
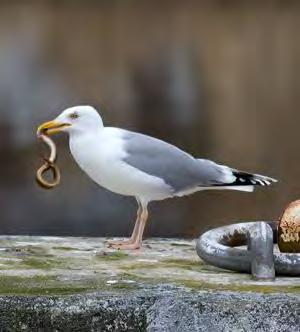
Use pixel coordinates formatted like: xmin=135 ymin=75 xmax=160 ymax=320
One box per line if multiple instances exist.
xmin=278 ymin=200 xmax=300 ymax=253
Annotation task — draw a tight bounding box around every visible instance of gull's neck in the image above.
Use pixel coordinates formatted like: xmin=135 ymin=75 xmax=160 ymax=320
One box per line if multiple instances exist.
xmin=69 ymin=125 xmax=104 ymax=139
xmin=68 ymin=126 xmax=104 ymax=159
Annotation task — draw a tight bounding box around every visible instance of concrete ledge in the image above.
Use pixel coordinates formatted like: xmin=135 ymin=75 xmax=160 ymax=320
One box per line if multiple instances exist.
xmin=0 ymin=236 xmax=298 ymax=331
xmin=0 ymin=290 xmax=299 ymax=331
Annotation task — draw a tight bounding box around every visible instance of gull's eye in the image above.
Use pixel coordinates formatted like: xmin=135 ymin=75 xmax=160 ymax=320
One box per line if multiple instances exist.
xmin=69 ymin=112 xmax=79 ymax=120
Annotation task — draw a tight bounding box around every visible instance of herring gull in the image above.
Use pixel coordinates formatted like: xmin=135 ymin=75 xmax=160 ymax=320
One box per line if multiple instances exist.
xmin=37 ymin=106 xmax=277 ymax=249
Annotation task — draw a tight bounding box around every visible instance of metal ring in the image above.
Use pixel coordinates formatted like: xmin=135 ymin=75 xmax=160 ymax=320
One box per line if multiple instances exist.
xmin=196 ymin=221 xmax=300 ymax=276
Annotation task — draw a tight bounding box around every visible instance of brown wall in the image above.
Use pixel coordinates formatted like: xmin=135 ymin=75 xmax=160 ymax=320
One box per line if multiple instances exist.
xmin=0 ymin=1 xmax=299 ymax=237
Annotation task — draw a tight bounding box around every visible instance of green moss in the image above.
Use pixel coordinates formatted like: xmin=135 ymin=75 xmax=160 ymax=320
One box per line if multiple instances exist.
xmin=122 ymin=258 xmax=220 ymax=274
xmin=122 ymin=262 xmax=157 ymax=271
xmin=162 ymin=258 xmax=201 ymax=265
xmin=107 ymin=281 xmax=139 ymax=290
xmin=0 ymin=260 xmax=22 ymax=270
xmin=0 ymin=238 xmax=298 ymax=296
xmin=22 ymin=257 xmax=66 ymax=270
xmin=0 ymin=275 xmax=66 ymax=295
xmin=115 ymin=272 xmax=300 ymax=295
xmin=95 ymin=251 xmax=128 ymax=261
xmin=0 ymin=274 xmax=140 ymax=296
xmin=0 ymin=270 xmax=297 ymax=296
xmin=116 ymin=272 xmax=141 ymax=281
xmin=177 ymin=279 xmax=300 ymax=294
xmin=161 ymin=258 xmax=205 ymax=271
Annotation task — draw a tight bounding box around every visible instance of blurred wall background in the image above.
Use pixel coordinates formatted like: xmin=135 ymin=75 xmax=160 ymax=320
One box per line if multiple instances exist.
xmin=0 ymin=1 xmax=299 ymax=237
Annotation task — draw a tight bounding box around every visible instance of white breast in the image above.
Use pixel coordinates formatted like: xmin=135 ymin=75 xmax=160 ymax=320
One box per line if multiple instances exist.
xmin=69 ymin=127 xmax=172 ymax=202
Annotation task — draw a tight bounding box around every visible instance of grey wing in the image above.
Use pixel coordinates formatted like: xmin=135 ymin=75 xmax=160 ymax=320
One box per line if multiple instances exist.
xmin=122 ymin=130 xmax=230 ymax=193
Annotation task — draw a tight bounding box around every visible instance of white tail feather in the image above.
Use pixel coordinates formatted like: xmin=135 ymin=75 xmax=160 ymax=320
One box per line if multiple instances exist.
xmin=220 ymin=185 xmax=254 ymax=192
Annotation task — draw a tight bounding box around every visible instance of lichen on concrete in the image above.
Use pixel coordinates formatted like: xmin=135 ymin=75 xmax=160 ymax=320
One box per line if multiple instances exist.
xmin=0 ymin=236 xmax=299 ymax=295
xmin=0 ymin=236 xmax=298 ymax=331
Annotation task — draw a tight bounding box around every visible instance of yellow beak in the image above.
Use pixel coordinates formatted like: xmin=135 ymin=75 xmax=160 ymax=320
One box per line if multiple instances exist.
xmin=37 ymin=120 xmax=71 ymax=135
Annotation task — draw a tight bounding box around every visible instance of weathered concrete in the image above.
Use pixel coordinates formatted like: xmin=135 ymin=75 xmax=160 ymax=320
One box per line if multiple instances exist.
xmin=0 ymin=236 xmax=298 ymax=331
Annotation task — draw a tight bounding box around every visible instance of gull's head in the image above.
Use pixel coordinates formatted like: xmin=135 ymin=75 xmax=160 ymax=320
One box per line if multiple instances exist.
xmin=37 ymin=106 xmax=104 ymax=136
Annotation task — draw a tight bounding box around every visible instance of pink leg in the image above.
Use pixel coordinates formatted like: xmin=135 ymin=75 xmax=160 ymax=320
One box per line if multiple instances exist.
xmin=110 ymin=203 xmax=149 ymax=250
xmin=107 ymin=200 xmax=142 ymax=247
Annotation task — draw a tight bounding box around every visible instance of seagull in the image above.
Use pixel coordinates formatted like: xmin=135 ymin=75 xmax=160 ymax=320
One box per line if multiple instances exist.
xmin=37 ymin=106 xmax=277 ymax=250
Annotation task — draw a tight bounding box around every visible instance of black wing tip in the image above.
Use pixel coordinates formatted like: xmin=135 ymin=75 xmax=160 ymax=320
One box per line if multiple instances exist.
xmin=232 ymin=171 xmax=278 ymax=187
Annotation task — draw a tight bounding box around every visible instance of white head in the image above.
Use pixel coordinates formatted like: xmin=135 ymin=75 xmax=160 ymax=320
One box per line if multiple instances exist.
xmin=37 ymin=106 xmax=104 ymax=136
